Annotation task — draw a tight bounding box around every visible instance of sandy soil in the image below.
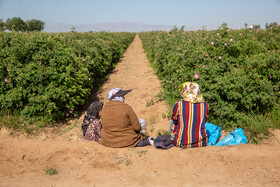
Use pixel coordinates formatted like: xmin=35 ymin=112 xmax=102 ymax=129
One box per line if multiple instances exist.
xmin=0 ymin=35 xmax=280 ymax=187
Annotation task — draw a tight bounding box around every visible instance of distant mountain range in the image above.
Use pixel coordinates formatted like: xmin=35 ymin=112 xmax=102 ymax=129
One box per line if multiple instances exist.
xmin=44 ymin=21 xmax=175 ymax=32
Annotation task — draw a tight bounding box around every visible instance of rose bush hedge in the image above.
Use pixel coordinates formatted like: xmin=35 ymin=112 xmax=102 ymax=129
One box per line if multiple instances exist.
xmin=139 ymin=24 xmax=279 ymax=134
xmin=0 ymin=31 xmax=135 ymax=121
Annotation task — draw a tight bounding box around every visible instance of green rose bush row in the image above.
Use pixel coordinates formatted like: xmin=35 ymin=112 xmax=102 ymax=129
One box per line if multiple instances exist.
xmin=0 ymin=31 xmax=135 ymax=122
xmin=139 ymin=24 xmax=279 ymax=139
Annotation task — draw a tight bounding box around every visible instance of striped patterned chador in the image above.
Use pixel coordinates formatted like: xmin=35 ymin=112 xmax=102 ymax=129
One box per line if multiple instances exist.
xmin=171 ymin=101 xmax=209 ymax=148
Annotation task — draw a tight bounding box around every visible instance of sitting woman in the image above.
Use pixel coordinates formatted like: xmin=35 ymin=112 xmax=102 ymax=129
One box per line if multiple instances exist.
xmin=81 ymin=101 xmax=103 ymax=141
xmin=100 ymin=88 xmax=154 ymax=148
xmin=170 ymin=82 xmax=209 ymax=148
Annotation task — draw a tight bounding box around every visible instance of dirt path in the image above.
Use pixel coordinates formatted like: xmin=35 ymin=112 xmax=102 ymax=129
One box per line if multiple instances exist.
xmin=1 ymin=35 xmax=280 ymax=187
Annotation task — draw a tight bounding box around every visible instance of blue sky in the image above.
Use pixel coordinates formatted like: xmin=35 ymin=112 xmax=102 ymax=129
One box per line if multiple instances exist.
xmin=0 ymin=0 xmax=280 ymax=31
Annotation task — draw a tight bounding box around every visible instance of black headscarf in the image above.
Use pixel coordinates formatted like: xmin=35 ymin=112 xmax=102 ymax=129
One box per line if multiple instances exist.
xmin=81 ymin=101 xmax=103 ymax=136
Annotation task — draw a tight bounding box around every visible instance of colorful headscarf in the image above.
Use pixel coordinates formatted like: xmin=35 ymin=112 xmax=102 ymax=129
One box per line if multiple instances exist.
xmin=178 ymin=81 xmax=205 ymax=103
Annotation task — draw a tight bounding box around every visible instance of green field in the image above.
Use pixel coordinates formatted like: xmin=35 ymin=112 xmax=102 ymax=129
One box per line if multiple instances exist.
xmin=1 ymin=24 xmax=279 ymax=143
xmin=139 ymin=24 xmax=280 ymax=143
xmin=0 ymin=31 xmax=135 ymax=131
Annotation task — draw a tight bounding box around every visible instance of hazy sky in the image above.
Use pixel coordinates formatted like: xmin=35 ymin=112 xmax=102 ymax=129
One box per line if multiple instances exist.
xmin=0 ymin=0 xmax=280 ymax=30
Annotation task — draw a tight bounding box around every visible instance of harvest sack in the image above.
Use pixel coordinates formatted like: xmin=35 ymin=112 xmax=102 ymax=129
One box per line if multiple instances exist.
xmin=205 ymin=122 xmax=221 ymax=145
xmin=205 ymin=122 xmax=247 ymax=146
xmin=215 ymin=128 xmax=247 ymax=146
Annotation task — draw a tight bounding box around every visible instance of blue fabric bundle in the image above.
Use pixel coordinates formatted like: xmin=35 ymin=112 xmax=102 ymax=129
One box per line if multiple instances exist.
xmin=205 ymin=122 xmax=221 ymax=145
xmin=215 ymin=128 xmax=247 ymax=146
xmin=205 ymin=122 xmax=247 ymax=146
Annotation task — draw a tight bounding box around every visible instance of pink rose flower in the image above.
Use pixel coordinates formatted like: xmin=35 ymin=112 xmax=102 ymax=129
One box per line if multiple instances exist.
xmin=66 ymin=113 xmax=69 ymax=117
xmin=230 ymin=39 xmax=233 ymax=42
xmin=21 ymin=124 xmax=24 ymax=127
xmin=249 ymin=25 xmax=253 ymax=29
xmin=194 ymin=73 xmax=199 ymax=79
xmin=211 ymin=42 xmax=214 ymax=45
xmin=83 ymin=59 xmax=85 ymax=61
xmin=4 ymin=78 xmax=8 ymax=82
xmin=88 ymin=78 xmax=91 ymax=80
xmin=203 ymin=65 xmax=206 ymax=68
xmin=219 ymin=56 xmax=222 ymax=60
xmin=217 ymin=33 xmax=220 ymax=36
xmin=224 ymin=43 xmax=227 ymax=46
xmin=69 ymin=110 xmax=73 ymax=113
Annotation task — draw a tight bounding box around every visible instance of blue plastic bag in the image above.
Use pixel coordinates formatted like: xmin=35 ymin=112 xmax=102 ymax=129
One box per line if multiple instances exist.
xmin=205 ymin=122 xmax=222 ymax=145
xmin=215 ymin=128 xmax=247 ymax=146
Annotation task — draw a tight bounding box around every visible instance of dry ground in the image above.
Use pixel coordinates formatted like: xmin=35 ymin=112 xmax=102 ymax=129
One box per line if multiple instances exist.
xmin=0 ymin=35 xmax=280 ymax=187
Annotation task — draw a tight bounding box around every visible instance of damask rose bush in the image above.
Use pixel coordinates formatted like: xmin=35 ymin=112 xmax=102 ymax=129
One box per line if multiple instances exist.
xmin=0 ymin=31 xmax=135 ymax=124
xmin=140 ymin=24 xmax=279 ymax=142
